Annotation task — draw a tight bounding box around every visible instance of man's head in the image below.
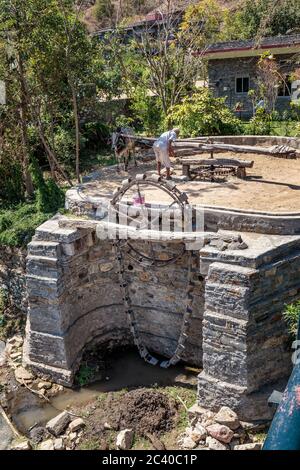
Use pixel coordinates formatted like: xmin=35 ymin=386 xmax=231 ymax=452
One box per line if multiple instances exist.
xmin=172 ymin=127 xmax=180 ymax=136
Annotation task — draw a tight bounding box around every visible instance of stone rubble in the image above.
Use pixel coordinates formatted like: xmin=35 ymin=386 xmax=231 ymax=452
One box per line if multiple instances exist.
xmin=178 ymin=404 xmax=264 ymax=451
xmin=206 ymin=423 xmax=234 ymax=444
xmin=116 ymin=429 xmax=134 ymax=450
xmin=54 ymin=438 xmax=64 ymax=451
xmin=10 ymin=440 xmax=32 ymax=451
xmin=46 ymin=411 xmax=71 ymax=436
xmin=214 ymin=406 xmax=240 ymax=431
xmin=39 ymin=439 xmax=55 ymax=450
xmin=68 ymin=418 xmax=85 ymax=432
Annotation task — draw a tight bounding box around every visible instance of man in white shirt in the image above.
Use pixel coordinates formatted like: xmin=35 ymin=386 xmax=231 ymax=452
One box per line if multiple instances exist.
xmin=153 ymin=128 xmax=180 ymax=180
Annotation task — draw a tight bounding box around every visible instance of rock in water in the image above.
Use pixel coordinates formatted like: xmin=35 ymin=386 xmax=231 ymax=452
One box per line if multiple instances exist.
xmin=116 ymin=429 xmax=134 ymax=450
xmin=214 ymin=406 xmax=240 ymax=431
xmin=207 ymin=423 xmax=234 ymax=444
xmin=46 ymin=411 xmax=70 ymax=436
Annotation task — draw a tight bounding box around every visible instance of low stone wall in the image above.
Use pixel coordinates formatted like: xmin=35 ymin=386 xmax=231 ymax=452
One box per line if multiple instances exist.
xmin=207 ymin=135 xmax=300 ymax=152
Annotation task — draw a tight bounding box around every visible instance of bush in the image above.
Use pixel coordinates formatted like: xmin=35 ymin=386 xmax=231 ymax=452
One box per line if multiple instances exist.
xmin=0 ymin=157 xmax=24 ymax=206
xmin=167 ymin=88 xmax=243 ymax=137
xmin=0 ymin=204 xmax=49 ymax=247
xmin=0 ymin=164 xmax=65 ymax=247
xmin=130 ymin=89 xmax=164 ymax=135
xmin=283 ymin=301 xmax=300 ymax=337
xmin=247 ymin=108 xmax=271 ymax=135
xmin=295 ymin=123 xmax=300 ymax=137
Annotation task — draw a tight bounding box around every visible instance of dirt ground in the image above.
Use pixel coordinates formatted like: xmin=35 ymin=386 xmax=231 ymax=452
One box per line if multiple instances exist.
xmin=78 ymin=388 xmax=180 ymax=450
xmin=82 ymin=153 xmax=300 ymax=212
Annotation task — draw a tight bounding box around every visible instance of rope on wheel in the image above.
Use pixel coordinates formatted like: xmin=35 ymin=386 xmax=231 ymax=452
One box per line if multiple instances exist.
xmin=114 ymin=240 xmax=197 ymax=368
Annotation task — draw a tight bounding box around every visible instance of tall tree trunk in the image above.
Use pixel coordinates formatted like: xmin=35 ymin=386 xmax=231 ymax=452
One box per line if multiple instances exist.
xmin=71 ymin=83 xmax=80 ymax=183
xmin=17 ymin=52 xmax=34 ymax=198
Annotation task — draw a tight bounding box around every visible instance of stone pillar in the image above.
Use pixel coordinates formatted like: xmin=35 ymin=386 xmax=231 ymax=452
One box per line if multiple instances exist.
xmin=198 ymin=260 xmax=293 ymax=421
xmin=23 ymin=218 xmax=128 ymax=385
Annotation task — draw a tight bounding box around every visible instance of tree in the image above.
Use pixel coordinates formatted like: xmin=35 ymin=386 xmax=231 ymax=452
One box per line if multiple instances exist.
xmin=223 ymin=0 xmax=300 ymax=41
xmin=0 ymin=0 xmax=99 ymax=189
xmin=94 ymin=0 xmax=115 ymax=26
xmin=130 ymin=0 xmax=212 ymax=118
xmin=257 ymin=53 xmax=281 ymax=113
xmin=167 ymin=88 xmax=242 ymax=137
xmin=180 ymin=0 xmax=224 ymax=49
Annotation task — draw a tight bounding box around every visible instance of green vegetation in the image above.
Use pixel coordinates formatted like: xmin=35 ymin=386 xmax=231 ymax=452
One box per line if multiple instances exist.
xmin=79 ymin=438 xmax=101 ymax=450
xmin=76 ymin=364 xmax=96 ymax=387
xmin=157 ymin=385 xmax=197 ymax=431
xmin=168 ymin=88 xmax=243 ymax=137
xmin=222 ymin=0 xmax=300 ymax=40
xmin=283 ymin=301 xmax=300 ymax=337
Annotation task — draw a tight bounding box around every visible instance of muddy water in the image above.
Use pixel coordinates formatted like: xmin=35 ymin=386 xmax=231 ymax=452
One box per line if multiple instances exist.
xmin=13 ymin=350 xmax=199 ymax=434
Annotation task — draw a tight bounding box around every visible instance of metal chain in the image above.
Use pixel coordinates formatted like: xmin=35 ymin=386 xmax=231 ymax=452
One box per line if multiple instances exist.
xmin=114 ymin=240 xmax=196 ymax=368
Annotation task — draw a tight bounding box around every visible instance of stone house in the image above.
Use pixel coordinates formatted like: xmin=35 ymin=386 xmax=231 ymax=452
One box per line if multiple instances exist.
xmin=205 ymin=35 xmax=300 ymax=119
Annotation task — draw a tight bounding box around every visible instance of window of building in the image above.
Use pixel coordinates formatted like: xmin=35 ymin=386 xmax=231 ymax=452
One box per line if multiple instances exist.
xmin=236 ymin=77 xmax=250 ymax=94
xmin=277 ymin=79 xmax=292 ymax=97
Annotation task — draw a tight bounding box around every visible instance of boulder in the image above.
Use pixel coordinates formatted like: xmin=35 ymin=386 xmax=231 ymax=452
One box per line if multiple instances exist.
xmin=54 ymin=438 xmax=64 ymax=451
xmin=39 ymin=439 xmax=54 ymax=450
xmin=181 ymin=436 xmax=197 ymax=450
xmin=15 ymin=367 xmax=33 ymax=382
xmin=29 ymin=427 xmax=48 ymax=444
xmin=37 ymin=382 xmax=52 ymax=390
xmin=207 ymin=423 xmax=234 ymax=444
xmin=234 ymin=443 xmax=262 ymax=451
xmin=116 ymin=429 xmax=134 ymax=450
xmin=186 ymin=424 xmax=207 ymax=443
xmin=11 ymin=440 xmax=31 ymax=450
xmin=214 ymin=406 xmax=240 ymax=431
xmin=206 ymin=436 xmax=228 ymax=451
xmin=68 ymin=418 xmax=85 ymax=432
xmin=46 ymin=411 xmax=71 ymax=436
xmin=188 ymin=404 xmax=210 ymax=420
xmin=69 ymin=432 xmax=77 ymax=442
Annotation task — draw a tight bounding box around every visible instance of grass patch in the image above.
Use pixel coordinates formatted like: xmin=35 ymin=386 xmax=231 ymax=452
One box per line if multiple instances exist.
xmin=157 ymin=385 xmax=197 ymax=432
xmin=78 ymin=438 xmax=100 ymax=450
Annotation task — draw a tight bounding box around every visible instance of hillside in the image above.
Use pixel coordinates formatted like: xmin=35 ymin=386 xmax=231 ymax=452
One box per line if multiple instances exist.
xmin=81 ymin=0 xmax=240 ymax=33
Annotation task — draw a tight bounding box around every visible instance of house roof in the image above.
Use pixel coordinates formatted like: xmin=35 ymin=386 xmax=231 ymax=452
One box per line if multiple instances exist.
xmin=204 ymin=34 xmax=300 ymax=59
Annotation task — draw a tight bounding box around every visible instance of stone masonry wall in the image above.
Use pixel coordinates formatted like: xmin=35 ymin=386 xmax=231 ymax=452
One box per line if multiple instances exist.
xmin=24 ymin=219 xmax=204 ymax=384
xmin=0 ymin=246 xmax=27 ymax=314
xmin=208 ymin=55 xmax=295 ymax=118
xmin=197 ymin=238 xmax=300 ymax=421
xmin=123 ymin=240 xmax=204 ymax=365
